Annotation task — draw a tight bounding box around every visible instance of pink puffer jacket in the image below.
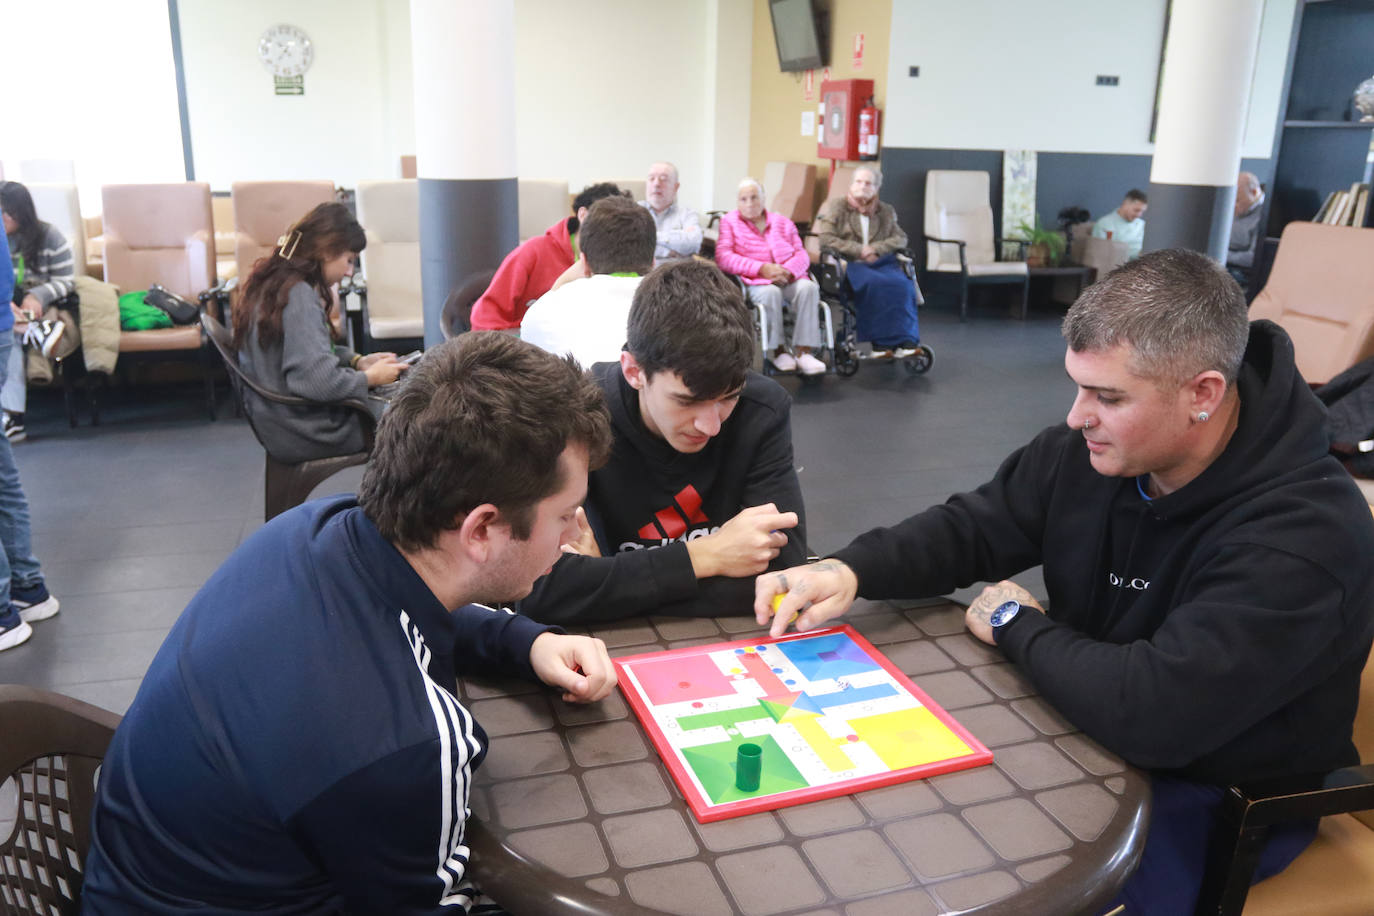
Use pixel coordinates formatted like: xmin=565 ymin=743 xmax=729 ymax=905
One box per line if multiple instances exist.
xmin=715 ymin=210 xmax=811 ymax=286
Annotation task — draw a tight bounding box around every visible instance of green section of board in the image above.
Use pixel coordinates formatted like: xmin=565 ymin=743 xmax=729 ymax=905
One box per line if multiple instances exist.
xmin=683 ymin=735 xmax=808 ymax=804
xmin=677 ymin=706 xmax=772 ymax=731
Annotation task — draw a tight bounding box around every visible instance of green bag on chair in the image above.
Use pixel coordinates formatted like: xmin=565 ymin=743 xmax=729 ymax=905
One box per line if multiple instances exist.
xmin=118 ymin=291 xmax=174 ymax=331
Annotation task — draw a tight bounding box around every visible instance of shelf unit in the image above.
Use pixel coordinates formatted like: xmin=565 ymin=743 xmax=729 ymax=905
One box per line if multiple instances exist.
xmin=1268 ymin=0 xmax=1374 ymax=233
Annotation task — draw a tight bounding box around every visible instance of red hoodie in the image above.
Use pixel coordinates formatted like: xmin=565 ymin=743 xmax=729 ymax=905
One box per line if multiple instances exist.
xmin=469 ymin=217 xmax=574 ymax=330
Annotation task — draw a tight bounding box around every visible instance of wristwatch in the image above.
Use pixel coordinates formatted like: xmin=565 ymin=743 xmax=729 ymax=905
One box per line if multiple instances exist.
xmin=989 ymin=599 xmax=1021 ymax=632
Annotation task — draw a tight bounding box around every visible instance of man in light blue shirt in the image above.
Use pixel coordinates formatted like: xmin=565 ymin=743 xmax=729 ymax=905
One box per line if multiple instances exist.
xmin=1091 ymin=189 xmax=1148 ymax=260
xmin=640 ymin=161 xmax=701 ymax=265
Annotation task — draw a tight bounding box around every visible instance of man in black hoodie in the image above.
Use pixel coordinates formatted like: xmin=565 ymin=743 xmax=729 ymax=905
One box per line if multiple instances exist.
xmin=519 ymin=259 xmax=805 ymax=623
xmin=757 ymin=249 xmax=1374 ymax=912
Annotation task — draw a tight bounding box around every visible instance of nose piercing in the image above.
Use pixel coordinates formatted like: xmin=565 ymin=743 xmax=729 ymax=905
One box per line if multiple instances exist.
xmin=1082 ymin=417 xmax=1095 ymax=429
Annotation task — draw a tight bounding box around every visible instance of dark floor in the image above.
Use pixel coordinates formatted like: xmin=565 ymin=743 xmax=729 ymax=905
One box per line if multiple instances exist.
xmin=0 ymin=302 xmax=1074 ymax=716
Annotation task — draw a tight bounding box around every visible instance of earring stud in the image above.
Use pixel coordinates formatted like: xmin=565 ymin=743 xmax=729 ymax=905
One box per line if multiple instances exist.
xmin=1197 ymin=411 xmax=1210 ymax=422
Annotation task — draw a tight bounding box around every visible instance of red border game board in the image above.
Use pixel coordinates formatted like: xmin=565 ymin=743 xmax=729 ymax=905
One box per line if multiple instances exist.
xmin=614 ymin=625 xmax=994 ymax=822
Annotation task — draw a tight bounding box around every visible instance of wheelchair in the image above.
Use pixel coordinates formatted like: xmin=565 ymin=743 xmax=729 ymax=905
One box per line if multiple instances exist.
xmin=735 ymin=277 xmax=840 ymax=380
xmin=811 ymin=245 xmax=934 ymax=377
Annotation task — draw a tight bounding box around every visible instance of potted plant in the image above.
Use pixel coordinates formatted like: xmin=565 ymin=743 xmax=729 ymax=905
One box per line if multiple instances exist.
xmin=1015 ymin=218 xmax=1066 ymax=268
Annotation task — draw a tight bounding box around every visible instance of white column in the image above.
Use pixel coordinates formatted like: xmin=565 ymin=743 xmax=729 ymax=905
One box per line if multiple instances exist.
xmin=1146 ymin=0 xmax=1264 ymax=258
xmin=409 ymin=0 xmax=519 ymax=343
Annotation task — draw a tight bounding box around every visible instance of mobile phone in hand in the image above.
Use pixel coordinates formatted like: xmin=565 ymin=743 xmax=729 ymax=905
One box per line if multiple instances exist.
xmin=399 ymin=350 xmax=423 ymax=366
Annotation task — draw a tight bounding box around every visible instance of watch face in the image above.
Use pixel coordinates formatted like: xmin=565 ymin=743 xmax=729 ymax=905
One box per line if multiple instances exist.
xmin=989 ymin=600 xmax=1020 ymax=628
xmin=258 ymin=25 xmax=314 ymax=78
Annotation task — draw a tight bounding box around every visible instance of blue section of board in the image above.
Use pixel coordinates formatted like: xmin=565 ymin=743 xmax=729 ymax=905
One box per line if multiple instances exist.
xmin=775 ymin=633 xmax=877 ymax=680
xmin=810 ymin=683 xmax=898 ymax=709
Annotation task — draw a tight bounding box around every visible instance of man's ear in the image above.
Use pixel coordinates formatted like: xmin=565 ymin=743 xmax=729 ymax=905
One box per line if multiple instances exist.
xmin=455 ymin=503 xmax=505 ymax=563
xmin=621 ymin=351 xmax=645 ymax=390
xmin=1188 ymin=370 xmax=1228 ymax=415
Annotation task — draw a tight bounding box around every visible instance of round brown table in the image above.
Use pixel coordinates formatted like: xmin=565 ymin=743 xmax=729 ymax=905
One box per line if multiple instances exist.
xmin=463 ymin=599 xmax=1149 ymax=915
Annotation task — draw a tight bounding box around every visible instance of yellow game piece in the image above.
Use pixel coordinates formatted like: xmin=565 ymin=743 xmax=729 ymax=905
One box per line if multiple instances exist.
xmin=771 ymin=592 xmax=800 ymax=624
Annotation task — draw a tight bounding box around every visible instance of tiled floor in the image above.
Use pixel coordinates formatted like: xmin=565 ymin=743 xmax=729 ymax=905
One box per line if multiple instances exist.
xmin=0 ymin=303 xmax=1074 ymax=715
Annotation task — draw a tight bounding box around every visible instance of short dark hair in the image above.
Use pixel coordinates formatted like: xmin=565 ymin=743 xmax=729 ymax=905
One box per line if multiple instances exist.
xmin=1063 ymin=248 xmax=1249 ymax=386
xmin=1125 ymin=188 xmax=1148 ymax=204
xmin=580 ymin=196 xmax=656 ymax=275
xmin=571 ymin=182 xmax=627 ymax=216
xmin=626 ymin=260 xmax=755 ymax=399
xmin=359 ymin=333 xmax=612 ymax=550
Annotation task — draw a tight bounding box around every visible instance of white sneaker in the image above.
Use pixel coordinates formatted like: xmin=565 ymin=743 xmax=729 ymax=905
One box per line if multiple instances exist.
xmin=893 ymin=346 xmax=919 ymax=359
xmin=25 ymin=319 xmax=65 ymax=359
xmin=770 ymin=352 xmax=798 ymax=372
xmin=796 ymin=353 xmax=827 ymax=375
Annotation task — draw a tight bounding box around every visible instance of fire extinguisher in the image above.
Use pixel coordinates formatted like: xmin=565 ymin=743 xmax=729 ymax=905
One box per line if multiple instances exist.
xmin=857 ymin=98 xmax=881 ymax=159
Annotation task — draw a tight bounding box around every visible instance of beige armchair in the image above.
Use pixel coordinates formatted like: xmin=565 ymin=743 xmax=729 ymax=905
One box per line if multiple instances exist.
xmin=101 ymin=181 xmax=219 ymax=418
xmin=211 ymin=194 xmax=237 ymax=280
xmin=1068 ymin=220 xmax=1129 ymax=281
xmin=762 ymin=161 xmax=818 ymax=228
xmin=1248 ymin=222 xmax=1374 ymax=385
xmin=27 ymin=183 xmax=86 ymax=273
xmin=230 ymin=181 xmax=336 ymax=282
xmin=355 ymin=179 xmax=424 ymax=344
xmin=923 ymin=170 xmax=1030 ymax=321
xmin=518 ymin=178 xmax=570 ymax=241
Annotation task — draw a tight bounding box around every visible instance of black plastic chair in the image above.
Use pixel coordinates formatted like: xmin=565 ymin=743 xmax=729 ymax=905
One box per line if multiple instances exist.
xmin=0 ymin=684 xmax=122 ymax=914
xmin=1194 ymin=639 xmax=1374 ymax=915
xmin=201 ymin=312 xmax=376 ymax=521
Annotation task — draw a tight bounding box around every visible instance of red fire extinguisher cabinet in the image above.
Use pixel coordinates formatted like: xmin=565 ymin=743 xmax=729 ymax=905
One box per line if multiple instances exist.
xmin=817 ymin=78 xmax=875 ymax=162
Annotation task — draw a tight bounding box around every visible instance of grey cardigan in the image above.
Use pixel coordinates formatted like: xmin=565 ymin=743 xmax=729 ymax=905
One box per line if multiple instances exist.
xmin=237 ymin=281 xmax=375 ymax=463
xmin=813 ymin=198 xmax=908 ymax=260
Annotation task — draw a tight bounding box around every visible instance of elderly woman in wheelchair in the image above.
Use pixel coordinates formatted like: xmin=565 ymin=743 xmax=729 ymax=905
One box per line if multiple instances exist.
xmin=813 ymin=167 xmax=929 ymax=370
xmin=715 ymin=178 xmax=827 ymax=376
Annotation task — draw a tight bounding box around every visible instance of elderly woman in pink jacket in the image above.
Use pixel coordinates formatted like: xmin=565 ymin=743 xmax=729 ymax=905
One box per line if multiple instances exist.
xmin=715 ymin=178 xmax=825 ymax=375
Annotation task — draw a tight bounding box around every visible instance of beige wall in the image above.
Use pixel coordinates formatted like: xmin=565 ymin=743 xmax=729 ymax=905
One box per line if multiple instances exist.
xmin=747 ymin=0 xmax=893 ymax=207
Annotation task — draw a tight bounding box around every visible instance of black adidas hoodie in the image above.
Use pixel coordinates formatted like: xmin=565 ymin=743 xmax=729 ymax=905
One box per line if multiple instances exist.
xmin=519 ymin=362 xmax=807 ymax=623
xmin=833 ymin=321 xmax=1374 ymax=784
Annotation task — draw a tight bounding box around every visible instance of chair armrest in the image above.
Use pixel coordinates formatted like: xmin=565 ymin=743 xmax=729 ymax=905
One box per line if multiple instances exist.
xmin=994 ymin=237 xmax=1028 ymax=262
xmin=1195 ymin=763 xmax=1374 ymax=915
xmin=705 ymin=210 xmax=727 ymax=230
xmin=923 ymin=235 xmax=968 ymax=271
xmin=1225 ymin=762 xmax=1374 ymax=828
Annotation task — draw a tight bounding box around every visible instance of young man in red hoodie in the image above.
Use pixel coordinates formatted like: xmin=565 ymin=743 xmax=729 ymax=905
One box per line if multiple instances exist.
xmin=469 ymin=182 xmax=626 ymax=331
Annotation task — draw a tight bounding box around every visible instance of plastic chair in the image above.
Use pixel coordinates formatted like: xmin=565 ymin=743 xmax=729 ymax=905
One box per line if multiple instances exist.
xmin=923 ymin=170 xmax=1030 ymax=321
xmin=201 ymin=312 xmax=375 ymax=521
xmin=441 ymin=269 xmax=498 ymax=338
xmin=1196 ymin=638 xmax=1374 ymax=915
xmin=0 ymin=684 xmax=122 ymax=914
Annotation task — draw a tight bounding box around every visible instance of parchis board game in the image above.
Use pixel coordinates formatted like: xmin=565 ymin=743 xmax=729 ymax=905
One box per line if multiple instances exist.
xmin=614 ymin=625 xmax=994 ymax=822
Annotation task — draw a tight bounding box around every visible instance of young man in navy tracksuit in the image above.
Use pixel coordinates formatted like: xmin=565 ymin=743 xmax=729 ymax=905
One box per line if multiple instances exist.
xmin=82 ymin=334 xmax=618 ymax=913
xmin=518 ymin=258 xmax=807 ymax=624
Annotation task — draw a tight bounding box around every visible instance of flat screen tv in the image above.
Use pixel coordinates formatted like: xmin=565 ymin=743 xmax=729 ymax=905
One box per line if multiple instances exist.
xmin=769 ymin=0 xmax=826 ymax=72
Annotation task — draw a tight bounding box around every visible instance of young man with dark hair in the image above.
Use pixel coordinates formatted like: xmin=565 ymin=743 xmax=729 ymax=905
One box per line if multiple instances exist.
xmin=83 ymin=333 xmax=618 ymax=913
xmin=519 ymin=258 xmax=806 ymax=624
xmin=1091 ymin=188 xmax=1149 ymax=260
xmin=469 ymin=181 xmax=627 ymax=330
xmin=520 ymin=195 xmax=657 ymax=366
xmin=759 ymin=249 xmax=1374 ymax=913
